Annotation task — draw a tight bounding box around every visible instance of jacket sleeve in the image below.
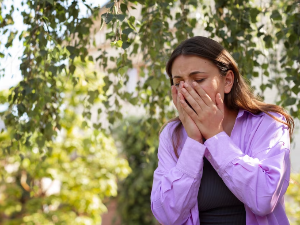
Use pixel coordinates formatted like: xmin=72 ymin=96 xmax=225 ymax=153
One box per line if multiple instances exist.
xmin=204 ymin=113 xmax=291 ymax=217
xmin=151 ymin=123 xmax=206 ymax=225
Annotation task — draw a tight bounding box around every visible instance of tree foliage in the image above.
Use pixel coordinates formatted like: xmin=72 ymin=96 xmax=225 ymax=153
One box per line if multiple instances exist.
xmin=0 ymin=0 xmax=299 ymax=224
xmin=113 ymin=118 xmax=159 ymax=225
xmin=286 ymin=173 xmax=300 ymax=225
xmin=0 ymin=0 xmax=298 ymax=160
xmin=0 ymin=59 xmax=130 ymax=224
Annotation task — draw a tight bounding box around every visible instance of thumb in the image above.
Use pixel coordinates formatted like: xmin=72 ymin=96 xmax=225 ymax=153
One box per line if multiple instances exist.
xmin=216 ymin=93 xmax=224 ymax=114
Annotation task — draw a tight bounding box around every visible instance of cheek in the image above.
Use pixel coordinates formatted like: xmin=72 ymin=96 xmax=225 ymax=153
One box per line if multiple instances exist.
xmin=200 ymin=83 xmax=219 ymax=103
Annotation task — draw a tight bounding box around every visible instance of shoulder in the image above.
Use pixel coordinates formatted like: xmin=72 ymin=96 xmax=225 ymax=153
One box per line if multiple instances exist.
xmin=159 ymin=120 xmax=181 ymax=150
xmin=243 ymin=110 xmax=290 ymax=151
xmin=159 ymin=120 xmax=181 ymax=140
xmin=260 ymin=111 xmax=288 ymax=131
xmin=158 ymin=120 xmax=181 ymax=161
xmin=242 ymin=109 xmax=287 ymax=129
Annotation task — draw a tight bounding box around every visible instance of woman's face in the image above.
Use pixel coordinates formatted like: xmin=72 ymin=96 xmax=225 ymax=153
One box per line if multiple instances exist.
xmin=171 ymin=55 xmax=233 ymax=104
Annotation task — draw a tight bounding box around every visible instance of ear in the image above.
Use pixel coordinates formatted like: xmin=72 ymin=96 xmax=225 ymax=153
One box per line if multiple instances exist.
xmin=224 ymin=70 xmax=234 ymax=94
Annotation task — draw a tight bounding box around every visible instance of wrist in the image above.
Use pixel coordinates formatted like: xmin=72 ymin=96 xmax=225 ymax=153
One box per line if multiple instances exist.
xmin=188 ymin=135 xmax=204 ymax=144
xmin=205 ymin=129 xmax=224 ymax=140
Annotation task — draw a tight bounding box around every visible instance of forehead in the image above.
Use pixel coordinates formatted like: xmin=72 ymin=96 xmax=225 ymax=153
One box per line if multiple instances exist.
xmin=171 ymin=55 xmax=217 ymax=76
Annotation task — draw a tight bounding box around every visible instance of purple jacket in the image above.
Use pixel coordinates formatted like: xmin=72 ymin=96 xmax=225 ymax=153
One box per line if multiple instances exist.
xmin=151 ymin=109 xmax=290 ymax=225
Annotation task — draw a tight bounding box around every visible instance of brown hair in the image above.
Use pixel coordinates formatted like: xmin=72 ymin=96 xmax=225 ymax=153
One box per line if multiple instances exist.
xmin=161 ymin=36 xmax=294 ymax=158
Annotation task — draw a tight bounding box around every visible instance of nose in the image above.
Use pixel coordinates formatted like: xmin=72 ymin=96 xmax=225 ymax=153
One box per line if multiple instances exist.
xmin=175 ymin=79 xmax=195 ymax=90
xmin=182 ymin=79 xmax=196 ymax=90
xmin=186 ymin=80 xmax=194 ymax=87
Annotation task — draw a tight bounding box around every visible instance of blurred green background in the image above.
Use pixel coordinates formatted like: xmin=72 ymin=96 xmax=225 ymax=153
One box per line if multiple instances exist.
xmin=0 ymin=0 xmax=299 ymax=224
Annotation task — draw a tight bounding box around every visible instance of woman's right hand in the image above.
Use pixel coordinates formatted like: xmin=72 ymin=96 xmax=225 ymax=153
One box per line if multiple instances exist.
xmin=172 ymin=81 xmax=203 ymax=143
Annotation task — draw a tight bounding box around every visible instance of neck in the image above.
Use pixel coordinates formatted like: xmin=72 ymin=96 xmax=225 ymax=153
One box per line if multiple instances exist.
xmin=222 ymin=107 xmax=239 ymax=137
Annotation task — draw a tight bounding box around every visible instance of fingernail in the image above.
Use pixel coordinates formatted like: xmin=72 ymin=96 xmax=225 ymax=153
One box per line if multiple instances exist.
xmin=184 ymin=83 xmax=188 ymax=87
xmin=192 ymin=82 xmax=197 ymax=86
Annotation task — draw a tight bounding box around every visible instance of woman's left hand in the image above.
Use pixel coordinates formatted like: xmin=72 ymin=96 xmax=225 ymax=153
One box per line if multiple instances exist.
xmin=179 ymin=81 xmax=225 ymax=140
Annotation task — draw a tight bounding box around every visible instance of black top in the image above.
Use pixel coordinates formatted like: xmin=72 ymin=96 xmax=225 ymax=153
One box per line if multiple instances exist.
xmin=198 ymin=157 xmax=246 ymax=224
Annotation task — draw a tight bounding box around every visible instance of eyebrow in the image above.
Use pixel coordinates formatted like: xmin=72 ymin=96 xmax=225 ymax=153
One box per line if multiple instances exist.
xmin=172 ymin=71 xmax=206 ymax=79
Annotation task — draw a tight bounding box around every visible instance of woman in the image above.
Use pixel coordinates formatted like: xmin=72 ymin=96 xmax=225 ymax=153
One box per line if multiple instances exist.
xmin=150 ymin=36 xmax=293 ymax=225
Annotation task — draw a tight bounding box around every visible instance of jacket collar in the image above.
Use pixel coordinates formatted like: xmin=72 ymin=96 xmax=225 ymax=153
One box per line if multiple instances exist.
xmin=236 ymin=108 xmax=264 ymax=119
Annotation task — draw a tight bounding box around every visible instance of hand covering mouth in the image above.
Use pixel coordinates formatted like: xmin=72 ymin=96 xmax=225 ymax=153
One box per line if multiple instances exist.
xmin=185 ymin=99 xmax=197 ymax=114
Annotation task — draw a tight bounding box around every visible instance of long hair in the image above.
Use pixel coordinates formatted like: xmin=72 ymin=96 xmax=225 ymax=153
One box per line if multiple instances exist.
xmin=161 ymin=36 xmax=294 ymax=158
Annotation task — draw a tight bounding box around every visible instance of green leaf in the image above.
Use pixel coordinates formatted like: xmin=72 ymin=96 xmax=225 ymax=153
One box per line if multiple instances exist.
xmin=292 ymin=85 xmax=300 ymax=95
xmin=40 ymin=50 xmax=47 ymax=56
xmin=42 ymin=16 xmax=49 ymax=22
xmin=250 ymin=8 xmax=260 ymax=23
xmin=116 ymin=14 xmax=125 ymax=22
xmin=46 ymin=0 xmax=53 ymax=5
xmin=127 ymin=16 xmax=136 ymax=31
xmin=123 ymin=28 xmax=133 ymax=36
xmin=69 ymin=64 xmax=76 ymax=74
xmin=116 ymin=40 xmax=123 ymax=48
xmin=81 ymin=121 xmax=88 ymax=128
xmin=102 ymin=13 xmax=114 ymax=24
xmin=263 ymin=71 xmax=269 ymax=76
xmin=88 ymin=55 xmax=94 ymax=61
xmin=261 ymin=64 xmax=268 ymax=70
xmin=100 ymin=17 xmax=104 ymax=31
xmin=260 ymin=84 xmax=267 ymax=92
xmin=288 ymin=34 xmax=297 ymax=45
xmin=263 ymin=35 xmax=273 ymax=48
xmin=129 ymin=97 xmax=139 ymax=105
xmin=66 ymin=46 xmax=76 ymax=54
xmin=149 ymin=78 xmax=160 ymax=90
xmin=280 ymin=55 xmax=287 ymax=63
xmin=14 ymin=133 xmax=21 ymax=141
xmin=284 ymin=97 xmax=296 ymax=106
xmin=120 ymin=3 xmax=128 ymax=14
xmin=232 ymin=52 xmax=240 ymax=60
xmin=122 ymin=41 xmax=131 ymax=49
xmin=105 ymin=2 xmax=114 ymax=8
xmin=17 ymin=103 xmax=26 ymax=116
xmin=36 ymin=136 xmax=45 ymax=148
xmin=271 ymin=10 xmax=282 ymax=21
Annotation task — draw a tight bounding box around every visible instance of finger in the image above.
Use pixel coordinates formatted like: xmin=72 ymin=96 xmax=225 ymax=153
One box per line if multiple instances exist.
xmin=171 ymin=85 xmax=178 ymax=109
xmin=180 ymin=87 xmax=201 ymax=114
xmin=177 ymin=81 xmax=184 ymax=112
xmin=178 ymin=81 xmax=194 ymax=117
xmin=180 ymin=103 xmax=189 ymax=122
xmin=177 ymin=92 xmax=184 ymax=115
xmin=178 ymin=92 xmax=189 ymax=121
xmin=179 ymin=93 xmax=198 ymax=121
xmin=215 ymin=93 xmax=224 ymax=114
xmin=181 ymin=82 xmax=203 ymax=111
xmin=192 ymin=81 xmax=214 ymax=107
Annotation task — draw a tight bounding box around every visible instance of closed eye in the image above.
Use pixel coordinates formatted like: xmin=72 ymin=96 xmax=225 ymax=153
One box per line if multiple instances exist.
xmin=174 ymin=79 xmax=205 ymax=87
xmin=195 ymin=79 xmax=205 ymax=83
